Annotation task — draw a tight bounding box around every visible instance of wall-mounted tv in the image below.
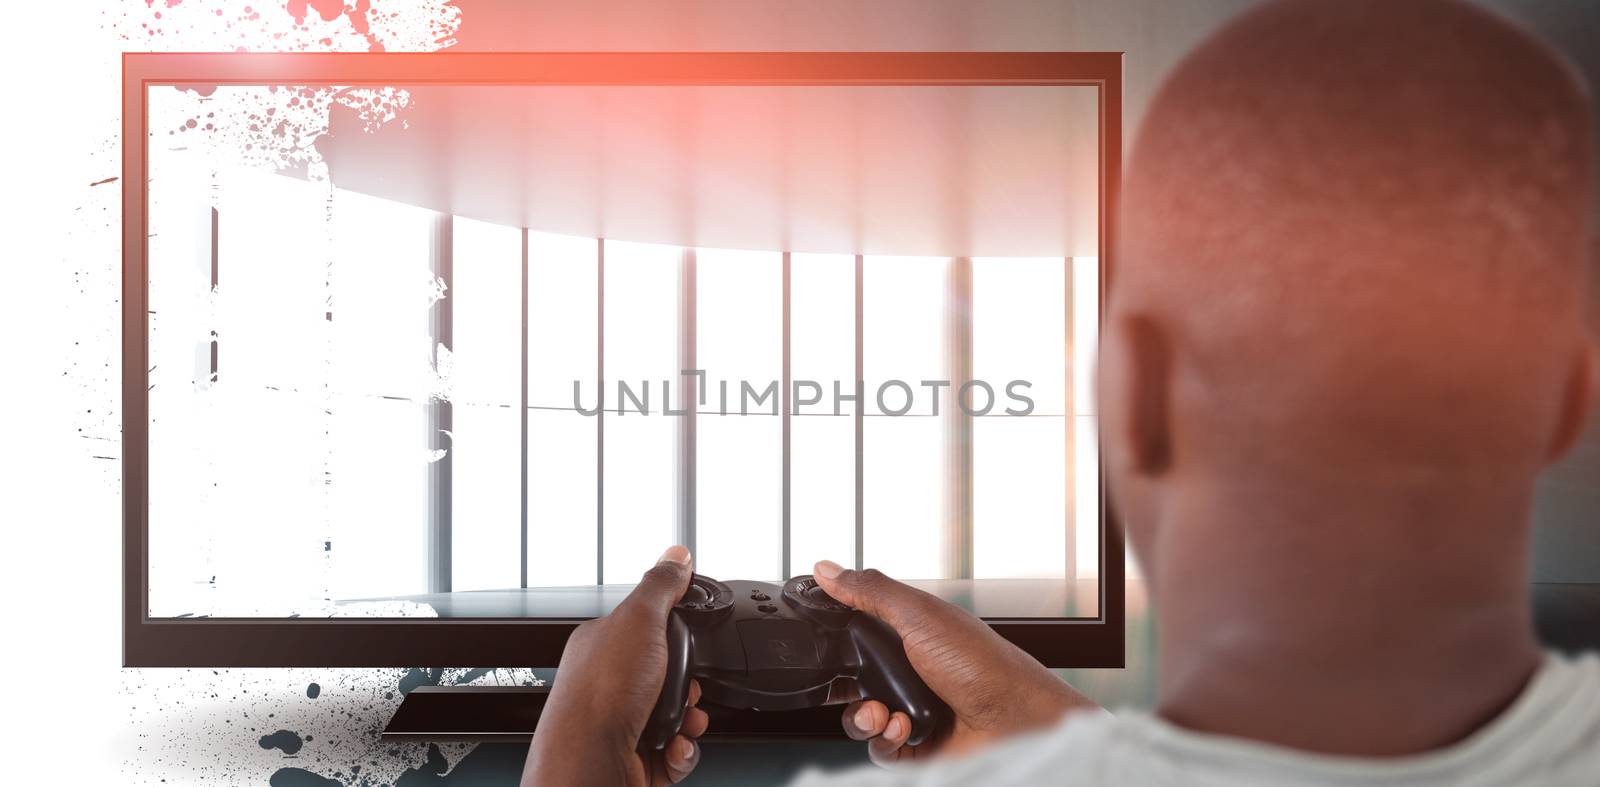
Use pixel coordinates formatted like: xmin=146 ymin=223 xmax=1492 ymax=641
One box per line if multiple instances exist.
xmin=122 ymin=52 xmax=1125 ymax=676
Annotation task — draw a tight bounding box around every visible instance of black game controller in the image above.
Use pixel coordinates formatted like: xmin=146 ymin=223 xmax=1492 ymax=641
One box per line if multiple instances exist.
xmin=643 ymin=573 xmax=950 ymax=750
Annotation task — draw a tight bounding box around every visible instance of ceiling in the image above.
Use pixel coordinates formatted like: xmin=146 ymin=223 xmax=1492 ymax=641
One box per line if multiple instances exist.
xmin=316 ymin=83 xmax=1100 ymax=257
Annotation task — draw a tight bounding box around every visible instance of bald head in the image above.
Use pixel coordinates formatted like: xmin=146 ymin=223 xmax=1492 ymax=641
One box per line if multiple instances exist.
xmin=1107 ymin=0 xmax=1594 ymax=502
xmin=1105 ymin=1 xmax=1597 ymax=751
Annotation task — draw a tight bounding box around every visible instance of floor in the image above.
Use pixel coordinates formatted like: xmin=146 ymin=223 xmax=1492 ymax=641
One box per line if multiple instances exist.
xmin=348 ymin=577 xmax=1104 ymax=619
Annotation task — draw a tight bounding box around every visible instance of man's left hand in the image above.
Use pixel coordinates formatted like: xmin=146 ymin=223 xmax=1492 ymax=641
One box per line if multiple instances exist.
xmin=521 ymin=546 xmax=709 ymax=787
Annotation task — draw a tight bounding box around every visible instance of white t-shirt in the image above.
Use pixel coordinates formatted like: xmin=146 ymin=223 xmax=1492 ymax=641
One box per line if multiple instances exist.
xmin=790 ymin=652 xmax=1600 ymax=787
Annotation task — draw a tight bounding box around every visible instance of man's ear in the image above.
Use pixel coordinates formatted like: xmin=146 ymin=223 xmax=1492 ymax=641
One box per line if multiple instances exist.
xmin=1547 ymin=339 xmax=1596 ymax=462
xmin=1097 ymin=314 xmax=1174 ymax=476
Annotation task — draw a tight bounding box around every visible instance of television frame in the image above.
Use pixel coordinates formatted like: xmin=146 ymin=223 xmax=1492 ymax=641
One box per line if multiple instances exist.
xmin=122 ymin=51 xmax=1126 ymax=669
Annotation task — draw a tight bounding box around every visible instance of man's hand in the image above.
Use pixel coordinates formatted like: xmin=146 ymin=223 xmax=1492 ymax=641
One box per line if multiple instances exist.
xmin=814 ymin=560 xmax=1102 ymax=766
xmin=521 ymin=546 xmax=709 ymax=787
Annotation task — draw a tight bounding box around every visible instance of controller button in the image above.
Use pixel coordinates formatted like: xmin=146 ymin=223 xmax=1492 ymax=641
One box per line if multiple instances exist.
xmin=757 ymin=603 xmax=778 ymax=614
xmin=751 ymin=592 xmax=771 ymax=601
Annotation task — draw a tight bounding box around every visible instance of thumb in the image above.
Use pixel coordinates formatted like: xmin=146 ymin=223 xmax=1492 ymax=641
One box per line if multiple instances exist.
xmin=812 ymin=561 xmax=941 ymax=636
xmin=623 ymin=545 xmax=694 ymax=620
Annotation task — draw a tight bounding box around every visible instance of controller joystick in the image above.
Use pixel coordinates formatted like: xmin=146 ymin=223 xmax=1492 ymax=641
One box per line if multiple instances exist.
xmin=781 ymin=575 xmax=854 ymax=626
xmin=674 ymin=574 xmax=734 ymax=619
xmin=644 ymin=573 xmax=949 ymax=751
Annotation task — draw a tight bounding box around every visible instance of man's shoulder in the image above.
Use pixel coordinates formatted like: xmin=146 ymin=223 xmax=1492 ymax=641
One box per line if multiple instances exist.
xmin=788 ymin=652 xmax=1600 ymax=787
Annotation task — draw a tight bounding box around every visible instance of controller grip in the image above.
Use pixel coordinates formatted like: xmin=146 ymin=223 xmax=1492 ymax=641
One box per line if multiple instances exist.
xmin=643 ymin=611 xmax=692 ymax=751
xmin=850 ymin=615 xmax=950 ymax=747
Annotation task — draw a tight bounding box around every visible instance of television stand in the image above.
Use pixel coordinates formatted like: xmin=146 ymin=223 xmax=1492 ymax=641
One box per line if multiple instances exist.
xmin=382 ymin=685 xmax=849 ymax=743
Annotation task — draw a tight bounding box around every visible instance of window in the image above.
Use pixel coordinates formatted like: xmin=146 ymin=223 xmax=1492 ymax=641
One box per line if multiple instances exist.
xmin=788 ymin=253 xmax=859 ymax=576
xmin=450 ymin=217 xmax=524 ymax=592
xmin=527 ymin=231 xmax=600 ymax=587
xmin=147 ymin=169 xmax=1104 ymax=615
xmin=862 ymin=256 xmax=951 ymax=579
xmin=973 ymin=257 xmax=1070 ymax=581
xmin=696 ymin=248 xmax=784 ymax=580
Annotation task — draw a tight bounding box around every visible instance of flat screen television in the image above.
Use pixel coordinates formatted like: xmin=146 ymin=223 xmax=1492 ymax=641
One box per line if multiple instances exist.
xmin=122 ymin=52 xmax=1125 ymax=733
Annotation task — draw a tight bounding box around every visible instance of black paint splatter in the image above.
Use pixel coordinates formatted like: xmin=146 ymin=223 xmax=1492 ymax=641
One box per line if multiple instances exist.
xmin=395 ymin=743 xmax=449 ymax=787
xmin=268 ymin=767 xmax=342 ymax=787
xmin=259 ymin=729 xmax=305 ymax=756
xmin=398 ymin=668 xmax=443 ymax=697
xmin=306 ymin=682 xmax=321 ymax=699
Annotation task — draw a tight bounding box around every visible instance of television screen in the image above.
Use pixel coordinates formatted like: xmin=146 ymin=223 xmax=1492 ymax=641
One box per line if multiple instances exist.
xmin=128 ymin=56 xmax=1122 ymax=667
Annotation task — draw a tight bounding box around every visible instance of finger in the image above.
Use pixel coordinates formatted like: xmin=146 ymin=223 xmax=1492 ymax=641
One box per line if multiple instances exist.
xmin=686 ymin=678 xmax=702 ymax=708
xmin=663 ymin=734 xmax=700 ymax=783
xmin=621 ymin=545 xmax=695 ymax=621
xmin=679 ymin=706 xmax=710 ymax=739
xmin=842 ymin=700 xmax=889 ymax=741
xmin=866 ymin=712 xmax=912 ymax=767
xmin=812 ymin=561 xmax=946 ymax=634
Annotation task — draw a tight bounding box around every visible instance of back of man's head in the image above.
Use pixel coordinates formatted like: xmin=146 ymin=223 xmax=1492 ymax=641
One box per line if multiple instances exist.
xmin=1104 ymin=0 xmax=1596 ymax=577
xmin=1097 ymin=0 xmax=1596 ymax=755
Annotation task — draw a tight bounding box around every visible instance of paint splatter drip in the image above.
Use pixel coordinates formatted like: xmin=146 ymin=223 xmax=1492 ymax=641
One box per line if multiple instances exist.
xmin=125 ymin=0 xmax=460 ymax=179
xmin=260 ymin=730 xmax=306 ymax=756
xmin=124 ymin=667 xmax=547 ymax=785
xmin=105 ymin=3 xmax=510 ymax=785
xmin=122 ymin=0 xmax=459 ymax=54
xmin=154 ymin=84 xmax=416 ymax=180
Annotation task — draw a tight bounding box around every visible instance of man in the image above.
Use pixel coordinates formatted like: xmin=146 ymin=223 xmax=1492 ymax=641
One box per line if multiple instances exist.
xmin=521 ymin=0 xmax=1600 ymax=784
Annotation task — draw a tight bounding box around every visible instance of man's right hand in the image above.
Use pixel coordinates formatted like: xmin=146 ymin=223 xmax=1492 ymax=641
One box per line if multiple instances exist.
xmin=814 ymin=560 xmax=1102 ymax=766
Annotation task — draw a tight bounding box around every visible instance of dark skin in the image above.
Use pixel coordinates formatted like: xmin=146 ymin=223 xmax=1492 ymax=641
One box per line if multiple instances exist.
xmin=521 ymin=546 xmax=710 ymax=786
xmin=521 ymin=552 xmax=1100 ymax=785
xmin=808 ymin=561 xmax=1099 ymax=764
xmin=1102 ymin=0 xmax=1596 ymax=757
xmin=524 ymin=0 xmax=1597 ymax=780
